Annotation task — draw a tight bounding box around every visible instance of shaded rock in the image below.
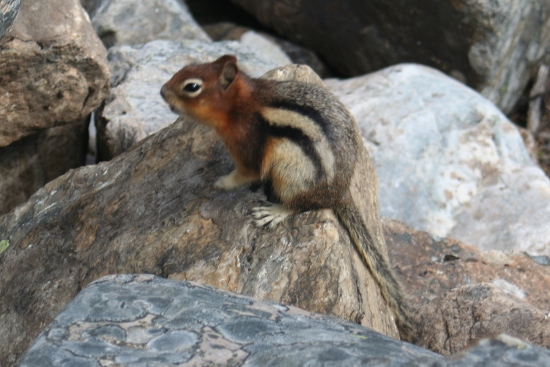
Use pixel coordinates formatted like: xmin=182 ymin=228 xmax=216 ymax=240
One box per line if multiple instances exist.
xmin=0 ymin=119 xmax=89 ymax=216
xmin=79 ymin=0 xmax=102 ymax=16
xmin=384 ymin=219 xmax=550 ymax=353
xmin=92 ymin=0 xmax=210 ymax=49
xmin=0 ymin=93 xmax=397 ymax=364
xmin=0 ymin=0 xmax=19 ymax=38
xmin=0 ymin=0 xmax=109 ymax=147
xmin=325 ymin=64 xmax=550 ymax=254
xmin=18 ymin=275 xmax=438 ymax=367
xmin=97 ymin=40 xmax=291 ymax=160
xmin=18 ymin=275 xmax=550 ymax=367
xmin=230 ymin=0 xmax=550 ymax=113
xmin=203 ymin=21 xmax=332 ymax=78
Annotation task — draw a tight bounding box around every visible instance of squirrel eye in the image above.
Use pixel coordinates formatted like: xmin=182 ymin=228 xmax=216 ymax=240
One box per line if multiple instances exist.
xmin=183 ymin=83 xmax=201 ymax=92
xmin=181 ymin=78 xmax=203 ymax=97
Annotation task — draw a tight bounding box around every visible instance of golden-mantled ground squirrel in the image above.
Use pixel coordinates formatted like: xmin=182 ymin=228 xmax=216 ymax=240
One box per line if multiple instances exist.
xmin=161 ymin=55 xmax=414 ymax=341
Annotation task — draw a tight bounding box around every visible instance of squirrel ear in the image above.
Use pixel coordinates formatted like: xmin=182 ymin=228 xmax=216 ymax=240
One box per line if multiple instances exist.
xmin=218 ymin=55 xmax=238 ymax=90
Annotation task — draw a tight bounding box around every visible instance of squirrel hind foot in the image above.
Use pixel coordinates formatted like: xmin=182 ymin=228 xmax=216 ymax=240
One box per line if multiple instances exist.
xmin=252 ymin=202 xmax=294 ymax=228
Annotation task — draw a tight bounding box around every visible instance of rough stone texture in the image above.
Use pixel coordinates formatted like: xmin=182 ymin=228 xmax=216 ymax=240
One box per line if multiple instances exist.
xmin=0 ymin=0 xmax=110 ymax=148
xmin=0 ymin=101 xmax=397 ymax=365
xmin=0 ymin=0 xmax=19 ymax=38
xmin=418 ymin=283 xmax=550 ymax=356
xmin=203 ymin=21 xmax=332 ymax=78
xmin=92 ymin=0 xmax=210 ymax=49
xmin=325 ymin=64 xmax=550 ymax=254
xmin=17 ymin=275 xmax=433 ymax=367
xmin=261 ymin=64 xmax=324 ymax=88
xmin=0 ymin=119 xmax=88 ymax=216
xmin=384 ymin=219 xmax=550 ymax=354
xmin=239 ymin=31 xmax=292 ymax=67
xmin=18 ymin=275 xmax=550 ymax=367
xmin=231 ymin=0 xmax=550 ymax=113
xmin=97 ymin=40 xmax=291 ymax=160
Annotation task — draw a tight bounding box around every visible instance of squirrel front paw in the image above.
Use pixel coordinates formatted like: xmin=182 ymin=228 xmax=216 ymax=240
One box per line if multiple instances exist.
xmin=213 ymin=172 xmax=240 ymax=191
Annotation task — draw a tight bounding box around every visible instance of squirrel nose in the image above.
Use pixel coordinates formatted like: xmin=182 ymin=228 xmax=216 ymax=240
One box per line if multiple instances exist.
xmin=160 ymin=85 xmax=166 ymax=100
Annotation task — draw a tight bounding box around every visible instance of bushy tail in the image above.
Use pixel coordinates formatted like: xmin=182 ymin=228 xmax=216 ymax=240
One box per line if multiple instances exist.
xmin=334 ymin=203 xmax=415 ymax=342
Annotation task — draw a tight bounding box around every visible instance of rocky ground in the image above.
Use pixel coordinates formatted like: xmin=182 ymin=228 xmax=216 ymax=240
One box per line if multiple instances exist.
xmin=1 ymin=0 xmax=550 ymax=366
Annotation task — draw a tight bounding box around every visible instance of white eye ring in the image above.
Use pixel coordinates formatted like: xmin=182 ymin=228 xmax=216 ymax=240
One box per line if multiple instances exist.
xmin=182 ymin=78 xmax=203 ymax=97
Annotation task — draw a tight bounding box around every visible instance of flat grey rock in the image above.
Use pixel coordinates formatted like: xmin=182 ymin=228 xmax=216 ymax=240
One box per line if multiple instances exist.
xmin=19 ymin=275 xmax=550 ymax=367
xmin=92 ymin=0 xmax=210 ymax=48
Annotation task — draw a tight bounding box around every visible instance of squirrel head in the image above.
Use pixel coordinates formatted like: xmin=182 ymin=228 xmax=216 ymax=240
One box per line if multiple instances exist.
xmin=161 ymin=55 xmax=244 ymax=128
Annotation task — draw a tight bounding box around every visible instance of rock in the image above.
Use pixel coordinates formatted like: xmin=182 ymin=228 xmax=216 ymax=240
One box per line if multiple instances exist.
xmin=0 ymin=92 xmax=398 ymax=364
xmin=0 ymin=119 xmax=89 ymax=216
xmin=0 ymin=0 xmax=109 ymax=217
xmin=0 ymin=0 xmax=19 ymax=38
xmin=17 ymin=275 xmax=435 ymax=367
xmin=325 ymin=64 xmax=550 ymax=254
xmin=79 ymin=0 xmax=102 ymax=16
xmin=261 ymin=64 xmax=324 ymax=87
xmin=97 ymin=40 xmax=291 ymax=160
xmin=203 ymin=21 xmax=332 ymax=78
xmin=417 ymin=283 xmax=550 ymax=356
xmin=239 ymin=31 xmax=292 ymax=67
xmin=0 ymin=0 xmax=109 ymax=148
xmin=18 ymin=275 xmax=550 ymax=367
xmin=230 ymin=0 xmax=550 ymax=113
xmin=384 ymin=219 xmax=550 ymax=353
xmin=91 ymin=0 xmax=210 ymax=49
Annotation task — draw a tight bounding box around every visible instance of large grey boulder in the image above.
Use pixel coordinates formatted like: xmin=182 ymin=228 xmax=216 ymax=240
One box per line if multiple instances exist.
xmin=92 ymin=0 xmax=210 ymax=48
xmin=18 ymin=274 xmax=550 ymax=367
xmin=97 ymin=39 xmax=291 ymax=160
xmin=325 ymin=64 xmax=550 ymax=254
xmin=231 ymin=0 xmax=550 ymax=113
xmin=0 ymin=0 xmax=19 ymax=38
xmin=0 ymin=0 xmax=110 ymax=147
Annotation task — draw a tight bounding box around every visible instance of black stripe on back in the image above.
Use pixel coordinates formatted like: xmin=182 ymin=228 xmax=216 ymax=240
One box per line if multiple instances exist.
xmin=258 ymin=113 xmax=324 ymax=180
xmin=269 ymin=100 xmax=331 ymax=138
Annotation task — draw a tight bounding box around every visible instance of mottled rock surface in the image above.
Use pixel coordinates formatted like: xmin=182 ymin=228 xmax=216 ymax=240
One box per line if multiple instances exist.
xmin=384 ymin=219 xmax=550 ymax=354
xmin=0 ymin=106 xmax=396 ymax=365
xmin=92 ymin=0 xmax=210 ymax=48
xmin=203 ymin=21 xmax=331 ymax=78
xmin=0 ymin=119 xmax=88 ymax=216
xmin=326 ymin=64 xmax=550 ymax=254
xmin=0 ymin=0 xmax=109 ymax=147
xmin=231 ymin=0 xmax=550 ymax=113
xmin=18 ymin=275 xmax=550 ymax=367
xmin=97 ymin=40 xmax=291 ymax=160
xmin=0 ymin=0 xmax=19 ymax=38
xmin=418 ymin=283 xmax=550 ymax=356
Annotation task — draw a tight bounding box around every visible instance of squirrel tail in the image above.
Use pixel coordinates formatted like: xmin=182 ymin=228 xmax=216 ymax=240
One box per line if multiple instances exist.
xmin=333 ymin=200 xmax=415 ymax=342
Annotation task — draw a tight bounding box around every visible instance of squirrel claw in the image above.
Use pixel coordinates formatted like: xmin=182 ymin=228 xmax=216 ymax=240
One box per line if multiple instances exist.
xmin=252 ymin=203 xmax=293 ymax=228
